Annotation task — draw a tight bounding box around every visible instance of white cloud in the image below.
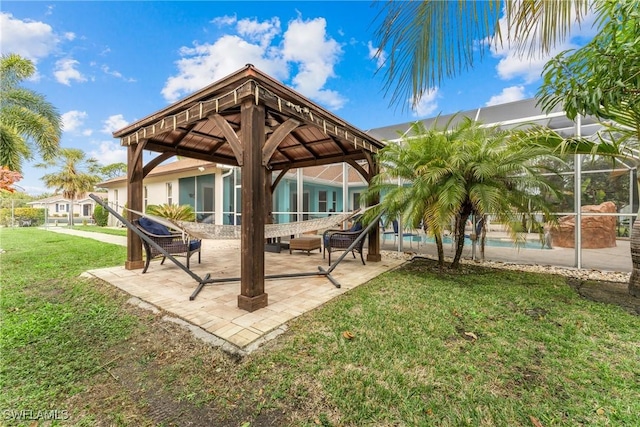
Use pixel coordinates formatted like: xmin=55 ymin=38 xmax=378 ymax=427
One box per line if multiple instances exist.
xmin=237 ymin=17 xmax=281 ymax=46
xmin=101 ymin=114 xmax=129 ymax=134
xmin=61 ymin=110 xmax=87 ymax=132
xmin=162 ymin=34 xmax=287 ymax=102
xmin=411 ymin=88 xmax=439 ymax=117
xmin=0 ymin=12 xmax=61 ymax=61
xmin=485 ymin=85 xmax=526 ymax=106
xmin=489 ymin=5 xmax=599 ymax=83
xmin=367 ymin=41 xmax=386 ymax=69
xmin=54 ymin=58 xmax=86 ymax=85
xmin=89 ymin=140 xmax=127 ymax=165
xmin=210 ymin=15 xmax=237 ymax=27
xmin=162 ymin=15 xmax=345 ymax=110
xmin=282 ymin=17 xmax=345 ymax=109
xmin=101 ymin=65 xmax=136 ymax=82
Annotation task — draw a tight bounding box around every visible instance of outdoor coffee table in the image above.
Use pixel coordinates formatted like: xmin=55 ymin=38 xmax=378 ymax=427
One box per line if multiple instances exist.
xmin=289 ymin=236 xmax=322 ymax=255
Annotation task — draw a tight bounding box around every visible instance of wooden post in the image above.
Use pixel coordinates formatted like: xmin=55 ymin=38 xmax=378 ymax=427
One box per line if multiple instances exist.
xmin=126 ymin=144 xmax=144 ymax=270
xmin=366 ymin=156 xmax=382 ymax=262
xmin=238 ymin=100 xmax=268 ymax=311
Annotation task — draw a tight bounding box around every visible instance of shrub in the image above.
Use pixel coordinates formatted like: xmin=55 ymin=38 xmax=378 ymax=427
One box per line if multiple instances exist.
xmin=0 ymin=207 xmax=45 ymax=226
xmin=146 ymin=204 xmax=195 ymax=221
xmin=93 ymin=204 xmax=109 ymax=226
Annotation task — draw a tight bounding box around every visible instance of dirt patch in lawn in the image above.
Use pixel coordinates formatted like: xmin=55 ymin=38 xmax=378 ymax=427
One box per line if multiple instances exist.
xmin=63 ymin=299 xmax=293 ymax=427
xmin=567 ymin=278 xmax=640 ymax=315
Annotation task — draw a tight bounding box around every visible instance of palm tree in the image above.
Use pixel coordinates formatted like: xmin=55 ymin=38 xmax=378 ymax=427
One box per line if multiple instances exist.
xmin=372 ymin=0 xmax=590 ymax=108
xmin=366 ymin=116 xmax=563 ymax=269
xmin=38 ymin=149 xmax=100 ymax=227
xmin=0 ymin=53 xmax=62 ymax=173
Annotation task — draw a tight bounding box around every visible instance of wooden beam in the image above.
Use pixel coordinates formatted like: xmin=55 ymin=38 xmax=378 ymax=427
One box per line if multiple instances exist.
xmin=127 ymin=140 xmax=147 ymax=184
xmin=262 ymin=118 xmax=300 ymax=165
xmin=347 ymin=159 xmax=370 ymax=182
xmin=211 ymin=113 xmax=244 ymax=166
xmin=270 ymin=152 xmax=367 ymax=170
xmin=271 ymin=166 xmax=291 ymax=193
xmin=142 ymin=153 xmax=174 ymax=179
xmin=126 ymin=145 xmax=144 ymax=270
xmin=238 ymin=101 xmax=268 ymax=312
xmin=143 ymin=141 xmax=240 ymax=166
xmin=366 ymin=155 xmax=381 ymax=262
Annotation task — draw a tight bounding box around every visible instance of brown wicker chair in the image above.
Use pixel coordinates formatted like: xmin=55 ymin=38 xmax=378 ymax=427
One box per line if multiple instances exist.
xmin=133 ymin=218 xmax=201 ymax=273
xmin=323 ymin=223 xmax=366 ymax=266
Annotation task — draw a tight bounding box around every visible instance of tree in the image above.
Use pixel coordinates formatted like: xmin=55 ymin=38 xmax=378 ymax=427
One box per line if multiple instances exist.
xmin=0 ymin=167 xmax=22 ymax=192
xmin=0 ymin=53 xmax=62 ymax=173
xmin=91 ymin=162 xmax=127 ymax=180
xmin=365 ymin=116 xmax=563 ymax=268
xmin=537 ymin=0 xmax=640 ymax=296
xmin=372 ymin=0 xmax=589 ymax=108
xmin=38 ymin=148 xmax=100 ymax=227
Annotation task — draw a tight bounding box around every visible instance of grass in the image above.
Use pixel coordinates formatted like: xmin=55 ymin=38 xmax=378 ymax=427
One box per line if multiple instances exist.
xmin=69 ymin=225 xmax=127 ymax=236
xmin=1 ymin=228 xmax=639 ymax=426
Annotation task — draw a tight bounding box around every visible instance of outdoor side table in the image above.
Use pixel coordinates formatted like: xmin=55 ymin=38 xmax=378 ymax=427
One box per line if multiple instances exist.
xmin=289 ymin=236 xmax=322 ymax=255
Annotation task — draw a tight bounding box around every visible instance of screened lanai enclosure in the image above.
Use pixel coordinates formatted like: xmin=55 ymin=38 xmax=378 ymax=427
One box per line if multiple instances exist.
xmin=370 ymin=98 xmax=635 ymax=272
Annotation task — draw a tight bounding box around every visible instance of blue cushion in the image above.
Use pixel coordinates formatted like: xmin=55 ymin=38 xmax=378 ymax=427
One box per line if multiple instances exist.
xmin=189 ymin=240 xmax=201 ymax=251
xmin=349 ymin=222 xmax=363 ymax=232
xmin=138 ymin=217 xmax=171 ymax=235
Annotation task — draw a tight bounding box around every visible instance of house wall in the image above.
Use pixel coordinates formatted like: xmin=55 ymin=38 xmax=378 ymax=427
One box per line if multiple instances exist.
xmin=102 ymin=166 xmax=226 ymax=226
xmin=99 ymin=162 xmax=370 ymax=227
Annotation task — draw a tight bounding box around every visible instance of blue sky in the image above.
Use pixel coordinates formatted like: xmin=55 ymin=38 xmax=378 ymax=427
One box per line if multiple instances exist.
xmin=1 ymin=1 xmax=597 ymax=195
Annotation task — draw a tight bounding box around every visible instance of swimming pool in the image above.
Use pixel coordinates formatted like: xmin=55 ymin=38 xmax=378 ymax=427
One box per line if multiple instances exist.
xmin=397 ymin=234 xmax=550 ymax=250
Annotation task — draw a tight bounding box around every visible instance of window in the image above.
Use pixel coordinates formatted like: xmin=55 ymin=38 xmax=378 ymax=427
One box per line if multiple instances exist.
xmin=166 ymin=183 xmax=173 ymax=205
xmin=352 ymin=192 xmax=361 ymax=210
xmin=114 ymin=189 xmax=119 ymax=207
xmin=319 ymin=190 xmax=327 ymax=213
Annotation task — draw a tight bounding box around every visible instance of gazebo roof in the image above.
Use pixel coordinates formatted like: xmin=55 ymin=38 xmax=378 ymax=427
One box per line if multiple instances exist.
xmin=113 ymin=64 xmax=385 ymax=171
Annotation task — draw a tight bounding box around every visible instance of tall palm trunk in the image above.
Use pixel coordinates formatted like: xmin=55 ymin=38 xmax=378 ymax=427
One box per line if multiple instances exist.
xmin=68 ymin=196 xmax=75 ymax=227
xmin=629 ymin=215 xmax=640 ymax=297
xmin=434 ymin=234 xmax=445 ymax=268
xmin=451 ymin=213 xmax=470 ymax=268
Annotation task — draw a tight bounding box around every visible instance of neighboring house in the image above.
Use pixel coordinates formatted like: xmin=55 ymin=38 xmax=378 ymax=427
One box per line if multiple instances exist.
xmin=27 ymin=192 xmax=107 ymax=225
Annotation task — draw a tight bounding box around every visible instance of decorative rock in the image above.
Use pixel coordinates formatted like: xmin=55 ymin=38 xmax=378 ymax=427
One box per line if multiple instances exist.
xmin=550 ymin=202 xmax=617 ymax=249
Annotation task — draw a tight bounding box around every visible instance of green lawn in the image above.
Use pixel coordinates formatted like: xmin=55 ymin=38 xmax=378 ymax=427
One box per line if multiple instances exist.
xmin=1 ymin=228 xmax=638 ymax=426
xmin=69 ymin=225 xmax=127 ymax=236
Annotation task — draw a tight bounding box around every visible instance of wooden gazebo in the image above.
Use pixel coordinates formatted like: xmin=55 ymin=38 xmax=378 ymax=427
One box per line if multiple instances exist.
xmin=113 ymin=64 xmax=386 ymax=312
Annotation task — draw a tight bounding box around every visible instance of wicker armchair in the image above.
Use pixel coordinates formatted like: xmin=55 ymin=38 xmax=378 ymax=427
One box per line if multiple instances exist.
xmin=322 ymin=222 xmax=366 ymax=266
xmin=133 ymin=218 xmax=201 ymax=273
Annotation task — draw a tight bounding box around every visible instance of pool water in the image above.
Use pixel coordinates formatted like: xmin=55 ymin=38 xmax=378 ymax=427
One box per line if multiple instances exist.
xmin=400 ymin=234 xmax=550 ymax=250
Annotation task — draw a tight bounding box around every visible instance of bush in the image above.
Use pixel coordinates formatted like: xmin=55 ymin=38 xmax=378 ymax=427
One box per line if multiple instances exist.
xmin=0 ymin=207 xmax=45 ymax=226
xmin=146 ymin=204 xmax=195 ymax=221
xmin=93 ymin=204 xmax=109 ymax=226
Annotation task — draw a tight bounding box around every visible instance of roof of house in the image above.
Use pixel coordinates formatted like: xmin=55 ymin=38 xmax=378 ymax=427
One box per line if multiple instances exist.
xmin=28 ymin=192 xmax=108 ymax=204
xmin=97 ymin=158 xmax=217 ymax=186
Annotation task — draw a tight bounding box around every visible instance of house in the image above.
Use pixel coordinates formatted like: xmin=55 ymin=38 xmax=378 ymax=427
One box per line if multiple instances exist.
xmin=27 ymin=192 xmax=107 ymax=225
xmin=98 ymin=97 xmax=635 ymax=229
xmin=97 ymin=158 xmax=370 ymax=227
